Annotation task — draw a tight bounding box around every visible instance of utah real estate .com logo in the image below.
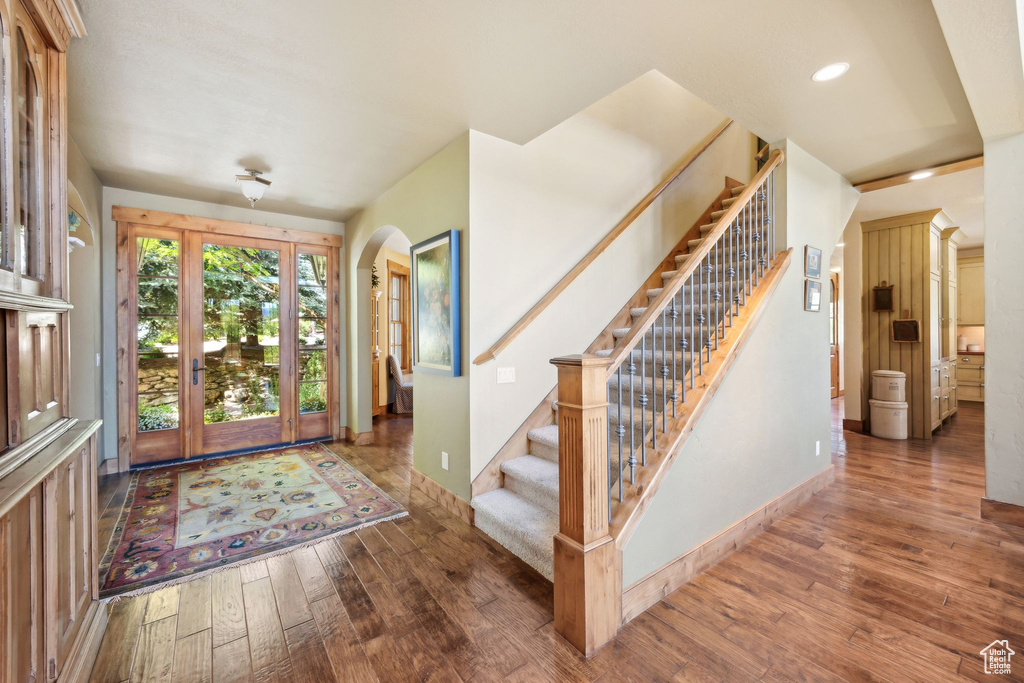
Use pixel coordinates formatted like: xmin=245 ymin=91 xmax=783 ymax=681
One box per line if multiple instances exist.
xmin=981 ymin=640 xmax=1015 ymax=675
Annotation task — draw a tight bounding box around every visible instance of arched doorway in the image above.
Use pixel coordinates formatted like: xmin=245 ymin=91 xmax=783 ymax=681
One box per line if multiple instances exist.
xmin=352 ymin=225 xmax=414 ymax=443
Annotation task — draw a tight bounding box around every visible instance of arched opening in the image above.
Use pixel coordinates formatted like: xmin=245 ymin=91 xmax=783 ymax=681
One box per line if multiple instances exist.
xmin=356 ymin=225 xmax=414 ymax=446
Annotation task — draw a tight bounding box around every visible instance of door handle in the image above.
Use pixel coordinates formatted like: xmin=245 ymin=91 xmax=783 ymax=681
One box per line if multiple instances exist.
xmin=192 ymin=358 xmax=207 ymax=386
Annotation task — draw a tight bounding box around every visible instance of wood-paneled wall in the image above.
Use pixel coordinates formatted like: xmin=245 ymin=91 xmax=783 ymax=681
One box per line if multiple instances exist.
xmin=861 ymin=210 xmax=947 ymax=439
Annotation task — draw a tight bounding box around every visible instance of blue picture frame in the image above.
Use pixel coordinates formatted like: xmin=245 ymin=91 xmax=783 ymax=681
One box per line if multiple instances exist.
xmin=410 ymin=229 xmax=461 ymax=376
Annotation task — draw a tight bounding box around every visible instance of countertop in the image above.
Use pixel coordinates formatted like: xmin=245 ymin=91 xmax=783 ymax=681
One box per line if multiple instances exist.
xmin=957 ymin=350 xmax=985 ymax=356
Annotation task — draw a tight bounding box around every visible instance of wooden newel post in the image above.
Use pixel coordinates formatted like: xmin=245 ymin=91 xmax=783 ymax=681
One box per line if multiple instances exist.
xmin=550 ymin=354 xmax=619 ymax=656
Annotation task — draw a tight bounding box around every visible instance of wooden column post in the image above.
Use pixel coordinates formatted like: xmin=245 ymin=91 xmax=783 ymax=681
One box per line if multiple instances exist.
xmin=550 ymin=354 xmax=619 ymax=656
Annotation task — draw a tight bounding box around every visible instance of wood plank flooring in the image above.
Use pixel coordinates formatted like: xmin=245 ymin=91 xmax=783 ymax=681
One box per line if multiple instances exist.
xmin=90 ymin=404 xmax=1024 ymax=681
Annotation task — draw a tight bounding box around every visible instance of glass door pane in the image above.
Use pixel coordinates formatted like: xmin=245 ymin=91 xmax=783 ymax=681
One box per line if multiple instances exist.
xmin=137 ymin=237 xmax=181 ymax=432
xmin=297 ymin=252 xmax=327 ymax=414
xmin=202 ymin=244 xmax=281 ymax=424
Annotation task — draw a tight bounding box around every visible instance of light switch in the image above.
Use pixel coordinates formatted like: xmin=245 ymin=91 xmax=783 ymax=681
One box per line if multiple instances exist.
xmin=497 ymin=367 xmax=516 ymax=384
xmin=441 ymin=451 xmax=449 ymax=470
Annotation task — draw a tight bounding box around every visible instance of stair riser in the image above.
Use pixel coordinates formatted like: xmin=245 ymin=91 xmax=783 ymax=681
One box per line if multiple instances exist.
xmin=472 ymin=509 xmax=554 ymax=580
xmin=503 ymin=472 xmax=558 ymax=514
xmin=529 ymin=438 xmax=558 ymax=462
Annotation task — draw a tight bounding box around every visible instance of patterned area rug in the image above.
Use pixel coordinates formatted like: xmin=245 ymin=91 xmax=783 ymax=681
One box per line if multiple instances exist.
xmin=99 ymin=442 xmax=406 ymax=597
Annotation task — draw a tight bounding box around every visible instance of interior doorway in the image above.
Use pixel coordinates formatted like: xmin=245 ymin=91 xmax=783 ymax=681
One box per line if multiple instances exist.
xmin=369 ymin=230 xmax=413 ymax=418
xmin=115 ymin=210 xmax=341 ymax=469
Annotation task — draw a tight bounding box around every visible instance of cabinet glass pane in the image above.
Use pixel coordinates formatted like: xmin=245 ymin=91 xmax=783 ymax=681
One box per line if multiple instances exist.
xmin=202 ymin=244 xmax=280 ymax=424
xmin=16 ymin=29 xmax=41 ymax=279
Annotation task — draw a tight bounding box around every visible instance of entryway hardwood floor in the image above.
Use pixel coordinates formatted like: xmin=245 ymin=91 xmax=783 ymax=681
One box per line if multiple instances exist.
xmin=90 ymin=404 xmax=1023 ymax=681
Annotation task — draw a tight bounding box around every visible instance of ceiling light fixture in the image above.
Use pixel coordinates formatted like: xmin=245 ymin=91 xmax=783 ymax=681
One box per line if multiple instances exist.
xmin=909 ymin=171 xmax=934 ymax=181
xmin=811 ymin=62 xmax=850 ymax=82
xmin=235 ymin=169 xmax=271 ymax=207
xmin=836 ymin=242 xmax=845 ymax=247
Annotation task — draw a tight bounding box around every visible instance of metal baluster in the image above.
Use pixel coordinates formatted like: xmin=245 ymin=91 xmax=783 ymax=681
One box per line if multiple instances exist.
xmin=639 ymin=333 xmax=647 ymax=470
xmin=661 ymin=308 xmax=668 ymax=432
xmin=697 ymin=254 xmax=704 ymax=376
xmin=743 ymin=200 xmax=751 ymax=299
xmin=712 ymin=242 xmax=719 ymax=349
xmin=688 ymin=272 xmax=696 ymax=389
xmin=715 ymin=240 xmax=723 ymax=344
xmin=729 ymin=220 xmax=737 ymax=325
xmin=616 ymin=365 xmax=624 ymax=503
xmin=628 ymin=349 xmax=636 ymax=484
xmin=753 ymin=181 xmax=761 ymax=282
xmin=770 ymin=171 xmax=776 ymax=262
xmin=651 ymin=315 xmax=658 ymax=452
xmin=760 ymin=182 xmax=768 ymax=278
xmin=753 ymin=185 xmax=761 ymax=285
xmin=732 ymin=218 xmax=739 ymax=318
xmin=607 ymin=382 xmax=612 ymax=521
xmin=704 ymin=253 xmax=712 ymax=363
xmin=670 ymin=291 xmax=679 ymax=417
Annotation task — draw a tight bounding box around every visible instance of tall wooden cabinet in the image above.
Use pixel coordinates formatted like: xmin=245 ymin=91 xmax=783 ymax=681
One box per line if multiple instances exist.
xmin=861 ymin=211 xmax=960 ymax=440
xmin=957 ymin=255 xmax=984 ymax=326
xmin=0 ymin=2 xmax=104 ymax=681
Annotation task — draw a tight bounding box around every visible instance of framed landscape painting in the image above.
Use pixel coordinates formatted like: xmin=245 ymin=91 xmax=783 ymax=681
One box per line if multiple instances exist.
xmin=411 ymin=229 xmax=461 ymax=376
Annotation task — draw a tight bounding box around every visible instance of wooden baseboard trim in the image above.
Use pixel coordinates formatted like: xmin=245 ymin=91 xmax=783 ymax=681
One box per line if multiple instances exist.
xmin=344 ymin=426 xmax=374 ymax=445
xmin=411 ymin=469 xmax=474 ymax=526
xmin=620 ymin=464 xmax=835 ymax=624
xmin=98 ymin=458 xmax=120 ymax=475
xmin=842 ymin=418 xmax=864 ymax=433
xmin=981 ymin=497 xmax=1024 ymax=528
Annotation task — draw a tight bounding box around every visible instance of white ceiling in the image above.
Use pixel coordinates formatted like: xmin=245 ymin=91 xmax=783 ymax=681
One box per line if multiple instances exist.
xmin=931 ymin=0 xmax=1024 ymax=140
xmin=68 ymin=0 xmax=982 ymax=221
xmin=848 ymin=166 xmax=985 ymax=247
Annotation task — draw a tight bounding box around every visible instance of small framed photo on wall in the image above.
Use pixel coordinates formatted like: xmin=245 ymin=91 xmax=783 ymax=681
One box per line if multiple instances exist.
xmin=804 ymin=246 xmax=823 ymax=278
xmin=804 ymin=279 xmax=822 ymax=312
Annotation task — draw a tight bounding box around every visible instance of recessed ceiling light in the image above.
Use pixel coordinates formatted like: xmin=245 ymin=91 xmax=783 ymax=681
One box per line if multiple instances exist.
xmin=836 ymin=242 xmax=845 ymax=247
xmin=909 ymin=171 xmax=933 ymax=181
xmin=811 ymin=62 xmax=850 ymax=82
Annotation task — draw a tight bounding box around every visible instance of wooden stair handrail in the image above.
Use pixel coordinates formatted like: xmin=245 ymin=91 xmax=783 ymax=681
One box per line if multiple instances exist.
xmin=602 ymin=148 xmax=785 ymax=376
xmin=472 ymin=118 xmax=735 ymax=365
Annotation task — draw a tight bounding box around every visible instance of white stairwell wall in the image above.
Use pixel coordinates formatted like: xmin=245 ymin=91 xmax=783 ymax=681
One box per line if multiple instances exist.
xmin=468 ymin=70 xmax=757 ymax=482
xmin=621 ymin=140 xmax=859 ymax=586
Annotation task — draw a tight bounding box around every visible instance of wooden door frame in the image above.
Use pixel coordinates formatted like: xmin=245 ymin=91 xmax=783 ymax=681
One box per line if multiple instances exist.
xmin=386 ymin=259 xmax=411 ymax=373
xmin=115 ymin=208 xmax=342 ymax=472
xmin=118 ymin=224 xmax=187 ymax=466
xmin=830 ymin=272 xmax=840 ymax=398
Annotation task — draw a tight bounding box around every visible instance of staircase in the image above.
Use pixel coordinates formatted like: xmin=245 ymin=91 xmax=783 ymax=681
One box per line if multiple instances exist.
xmin=471 ymin=175 xmax=781 ymax=580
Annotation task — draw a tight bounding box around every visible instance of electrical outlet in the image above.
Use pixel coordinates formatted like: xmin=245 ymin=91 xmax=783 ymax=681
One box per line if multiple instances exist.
xmin=815 ymin=440 xmax=821 ymax=457
xmin=441 ymin=451 xmax=449 ymax=470
xmin=497 ymin=367 xmax=516 ymax=384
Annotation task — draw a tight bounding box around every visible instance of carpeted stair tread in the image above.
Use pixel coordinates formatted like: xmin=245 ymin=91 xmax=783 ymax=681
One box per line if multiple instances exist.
xmin=471 ymin=489 xmax=557 ymax=580
xmin=501 ymin=455 xmax=559 ymax=513
xmin=527 ymin=424 xmax=560 ymax=462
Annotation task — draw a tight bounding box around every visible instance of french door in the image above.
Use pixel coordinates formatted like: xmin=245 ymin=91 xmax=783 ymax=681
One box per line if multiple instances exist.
xmin=125 ymin=223 xmax=337 ymax=466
